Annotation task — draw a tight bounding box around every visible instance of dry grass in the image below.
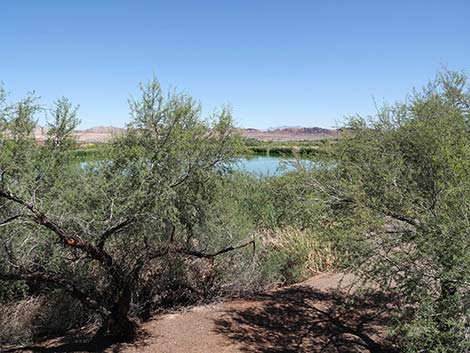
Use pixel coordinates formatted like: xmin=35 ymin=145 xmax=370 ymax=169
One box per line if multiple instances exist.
xmin=259 ymin=227 xmax=337 ymax=284
xmin=0 ymin=293 xmax=91 ymax=345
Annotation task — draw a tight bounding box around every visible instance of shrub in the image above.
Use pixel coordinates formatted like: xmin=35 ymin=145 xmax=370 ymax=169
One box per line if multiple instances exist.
xmin=0 ymin=78 xmax=250 ymax=340
xmin=317 ymin=70 xmax=470 ymax=352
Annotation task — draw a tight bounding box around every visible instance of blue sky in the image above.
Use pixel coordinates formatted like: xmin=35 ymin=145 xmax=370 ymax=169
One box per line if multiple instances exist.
xmin=1 ymin=0 xmax=469 ymax=129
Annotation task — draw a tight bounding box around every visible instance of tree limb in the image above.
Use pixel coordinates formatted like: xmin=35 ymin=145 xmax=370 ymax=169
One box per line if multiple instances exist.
xmin=0 ymin=213 xmax=21 ymax=227
xmin=384 ymin=210 xmax=418 ymax=227
xmin=97 ymin=217 xmax=135 ymax=250
xmin=176 ymin=239 xmax=256 ymax=259
xmin=0 ymin=187 xmax=117 ymax=275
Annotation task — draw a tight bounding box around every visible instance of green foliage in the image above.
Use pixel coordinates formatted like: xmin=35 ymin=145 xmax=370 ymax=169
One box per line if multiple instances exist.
xmin=0 ymin=78 xmax=250 ymax=340
xmin=224 ymin=168 xmax=326 ymax=231
xmin=216 ymin=168 xmax=337 ymax=288
xmin=242 ymin=138 xmax=335 ymax=159
xmin=320 ymin=70 xmax=470 ymax=352
xmin=46 ymin=97 xmax=80 ymax=149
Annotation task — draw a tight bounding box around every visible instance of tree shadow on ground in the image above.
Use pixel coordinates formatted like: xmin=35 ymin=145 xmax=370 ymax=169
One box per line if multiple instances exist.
xmin=213 ymin=285 xmax=397 ymax=353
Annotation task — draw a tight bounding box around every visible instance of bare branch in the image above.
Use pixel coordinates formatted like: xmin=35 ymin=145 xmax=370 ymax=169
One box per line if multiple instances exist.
xmin=176 ymin=239 xmax=255 ymax=259
xmin=0 ymin=187 xmax=115 ymax=271
xmin=384 ymin=210 xmax=418 ymax=227
xmin=97 ymin=217 xmax=135 ymax=250
xmin=0 ymin=213 xmax=21 ymax=227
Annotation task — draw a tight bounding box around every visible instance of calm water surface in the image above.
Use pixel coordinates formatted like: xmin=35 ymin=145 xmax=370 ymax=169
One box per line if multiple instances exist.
xmin=82 ymin=156 xmax=311 ymax=176
xmin=235 ymin=156 xmax=306 ymax=175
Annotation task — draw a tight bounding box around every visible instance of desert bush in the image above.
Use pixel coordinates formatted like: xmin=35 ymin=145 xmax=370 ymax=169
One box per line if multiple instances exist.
xmin=0 ymin=78 xmax=252 ymax=340
xmin=316 ymin=70 xmax=470 ymax=352
xmin=221 ymin=170 xmax=323 ymax=231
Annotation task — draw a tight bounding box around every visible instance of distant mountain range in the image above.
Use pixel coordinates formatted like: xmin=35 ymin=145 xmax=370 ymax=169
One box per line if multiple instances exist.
xmin=33 ymin=126 xmax=338 ymax=143
xmin=240 ymin=126 xmax=338 ymax=142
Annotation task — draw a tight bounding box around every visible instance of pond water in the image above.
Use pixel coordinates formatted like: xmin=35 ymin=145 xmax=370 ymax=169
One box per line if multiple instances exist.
xmin=81 ymin=156 xmax=312 ymax=176
xmin=235 ymin=156 xmax=305 ymax=176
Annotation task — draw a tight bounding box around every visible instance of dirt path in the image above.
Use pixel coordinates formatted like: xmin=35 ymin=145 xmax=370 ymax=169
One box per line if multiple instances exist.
xmin=5 ymin=273 xmax=395 ymax=353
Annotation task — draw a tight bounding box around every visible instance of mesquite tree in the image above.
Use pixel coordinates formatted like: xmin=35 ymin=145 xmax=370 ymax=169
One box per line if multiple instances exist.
xmin=317 ymin=71 xmax=470 ymax=352
xmin=0 ymin=79 xmax=252 ymax=339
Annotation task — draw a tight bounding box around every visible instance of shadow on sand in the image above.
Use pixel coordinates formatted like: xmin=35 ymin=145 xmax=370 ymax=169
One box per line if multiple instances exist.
xmin=213 ymin=285 xmax=397 ymax=353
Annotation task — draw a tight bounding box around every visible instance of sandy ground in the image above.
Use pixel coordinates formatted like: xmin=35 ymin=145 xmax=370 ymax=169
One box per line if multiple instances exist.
xmin=4 ymin=273 xmax=396 ymax=353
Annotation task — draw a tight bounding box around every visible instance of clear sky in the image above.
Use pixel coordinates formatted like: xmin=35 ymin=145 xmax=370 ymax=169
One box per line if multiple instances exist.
xmin=1 ymin=0 xmax=469 ymax=129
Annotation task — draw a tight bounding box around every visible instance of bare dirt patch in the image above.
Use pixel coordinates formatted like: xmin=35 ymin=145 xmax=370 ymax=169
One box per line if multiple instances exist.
xmin=3 ymin=273 xmax=396 ymax=353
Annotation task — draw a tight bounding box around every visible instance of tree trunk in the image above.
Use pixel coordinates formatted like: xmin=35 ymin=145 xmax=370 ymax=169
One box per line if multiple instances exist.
xmin=100 ymin=287 xmax=136 ymax=341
